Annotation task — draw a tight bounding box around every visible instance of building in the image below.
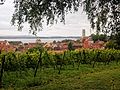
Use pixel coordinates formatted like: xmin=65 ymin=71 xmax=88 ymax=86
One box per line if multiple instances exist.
xmin=82 ymin=37 xmax=93 ymax=48
xmin=0 ymin=40 xmax=16 ymax=52
xmin=82 ymin=37 xmax=105 ymax=49
xmin=82 ymin=29 xmax=86 ymax=37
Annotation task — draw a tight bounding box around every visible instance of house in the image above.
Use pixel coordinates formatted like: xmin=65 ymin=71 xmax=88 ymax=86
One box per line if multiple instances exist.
xmin=92 ymin=41 xmax=105 ymax=49
xmin=0 ymin=40 xmax=16 ymax=52
xmin=43 ymin=42 xmax=53 ymax=50
xmin=59 ymin=43 xmax=68 ymax=50
xmin=22 ymin=42 xmax=39 ymax=51
xmin=52 ymin=43 xmax=61 ymax=50
xmin=0 ymin=40 xmax=45 ymax=52
xmin=82 ymin=37 xmax=105 ymax=49
xmin=43 ymin=40 xmax=82 ymax=51
xmin=73 ymin=43 xmax=82 ymax=49
xmin=82 ymin=37 xmax=93 ymax=48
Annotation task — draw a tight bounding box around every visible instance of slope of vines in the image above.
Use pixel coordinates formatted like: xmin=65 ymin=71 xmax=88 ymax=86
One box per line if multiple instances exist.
xmin=0 ymin=49 xmax=120 ymax=72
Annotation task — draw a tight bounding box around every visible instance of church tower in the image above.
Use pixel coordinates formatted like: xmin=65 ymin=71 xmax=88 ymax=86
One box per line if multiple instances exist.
xmin=82 ymin=29 xmax=85 ymax=37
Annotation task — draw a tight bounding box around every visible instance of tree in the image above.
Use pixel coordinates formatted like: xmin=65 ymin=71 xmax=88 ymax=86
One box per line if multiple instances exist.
xmin=68 ymin=42 xmax=74 ymax=51
xmin=83 ymin=0 xmax=119 ymax=48
xmin=53 ymin=40 xmax=56 ymax=44
xmin=11 ymin=0 xmax=81 ymax=34
xmin=1 ymin=0 xmax=120 ymax=42
xmin=91 ymin=34 xmax=107 ymax=42
xmin=91 ymin=34 xmax=99 ymax=42
xmin=99 ymin=34 xmax=107 ymax=41
xmin=82 ymin=0 xmax=120 ymax=35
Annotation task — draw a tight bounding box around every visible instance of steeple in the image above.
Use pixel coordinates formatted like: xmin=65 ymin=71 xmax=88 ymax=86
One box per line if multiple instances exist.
xmin=82 ymin=29 xmax=85 ymax=37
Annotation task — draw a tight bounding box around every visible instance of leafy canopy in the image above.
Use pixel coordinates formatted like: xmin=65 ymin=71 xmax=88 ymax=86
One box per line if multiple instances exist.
xmin=11 ymin=0 xmax=81 ymax=34
xmin=1 ymin=0 xmax=119 ymax=36
xmin=82 ymin=0 xmax=120 ymax=35
xmin=91 ymin=34 xmax=107 ymax=42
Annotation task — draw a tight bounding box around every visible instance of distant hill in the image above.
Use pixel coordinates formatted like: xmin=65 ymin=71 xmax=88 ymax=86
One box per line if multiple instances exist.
xmin=0 ymin=36 xmax=80 ymax=39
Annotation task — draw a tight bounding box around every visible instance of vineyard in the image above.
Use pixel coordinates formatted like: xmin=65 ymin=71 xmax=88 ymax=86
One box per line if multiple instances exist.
xmin=0 ymin=48 xmax=120 ymax=89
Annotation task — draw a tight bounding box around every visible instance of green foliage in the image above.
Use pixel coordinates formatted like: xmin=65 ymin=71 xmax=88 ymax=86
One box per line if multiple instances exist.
xmin=68 ymin=42 xmax=74 ymax=51
xmin=0 ymin=49 xmax=120 ymax=72
xmin=2 ymin=62 xmax=120 ymax=90
xmin=113 ymin=32 xmax=120 ymax=49
xmin=0 ymin=49 xmax=120 ymax=88
xmin=61 ymin=39 xmax=73 ymax=43
xmin=83 ymin=0 xmax=120 ymax=47
xmin=99 ymin=34 xmax=107 ymax=41
xmin=27 ymin=45 xmax=44 ymax=53
xmin=2 ymin=0 xmax=120 ymax=37
xmin=91 ymin=34 xmax=107 ymax=42
xmin=12 ymin=0 xmax=81 ymax=34
xmin=82 ymin=0 xmax=120 ymax=35
xmin=105 ymin=40 xmax=118 ymax=49
xmin=91 ymin=34 xmax=99 ymax=42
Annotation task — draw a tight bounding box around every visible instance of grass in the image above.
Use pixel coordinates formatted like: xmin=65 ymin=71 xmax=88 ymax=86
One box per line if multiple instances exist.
xmin=1 ymin=62 xmax=120 ymax=90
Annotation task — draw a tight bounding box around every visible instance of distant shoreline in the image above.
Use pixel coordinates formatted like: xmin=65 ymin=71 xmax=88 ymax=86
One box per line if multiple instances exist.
xmin=0 ymin=36 xmax=80 ymax=39
xmin=0 ymin=36 xmax=80 ymax=43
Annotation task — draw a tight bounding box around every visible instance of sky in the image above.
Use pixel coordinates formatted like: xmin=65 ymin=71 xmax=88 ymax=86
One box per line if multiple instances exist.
xmin=0 ymin=0 xmax=92 ymax=37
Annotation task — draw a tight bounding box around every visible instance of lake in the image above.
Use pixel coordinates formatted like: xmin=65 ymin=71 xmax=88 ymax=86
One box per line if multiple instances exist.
xmin=0 ymin=37 xmax=80 ymax=43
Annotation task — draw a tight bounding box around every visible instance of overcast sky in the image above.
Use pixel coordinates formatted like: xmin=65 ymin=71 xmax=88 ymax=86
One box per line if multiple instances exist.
xmin=0 ymin=0 xmax=92 ymax=37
